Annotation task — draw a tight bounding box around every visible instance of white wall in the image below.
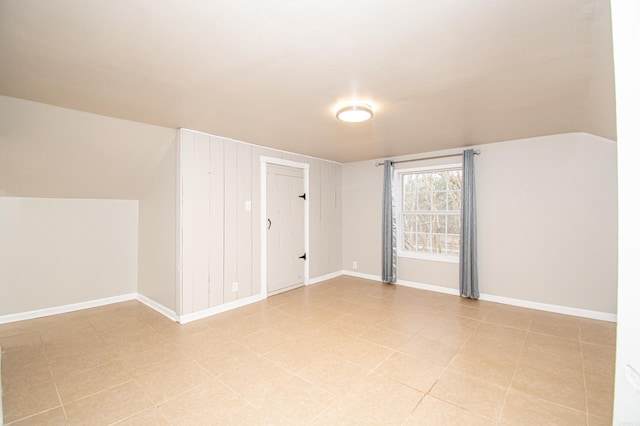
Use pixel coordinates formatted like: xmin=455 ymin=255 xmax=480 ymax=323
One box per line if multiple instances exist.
xmin=179 ymin=129 xmax=342 ymax=316
xmin=612 ymin=0 xmax=640 ymax=421
xmin=343 ymin=132 xmax=618 ymax=315
xmin=137 ymin=137 xmax=178 ymax=313
xmin=0 ymin=197 xmax=138 ymax=316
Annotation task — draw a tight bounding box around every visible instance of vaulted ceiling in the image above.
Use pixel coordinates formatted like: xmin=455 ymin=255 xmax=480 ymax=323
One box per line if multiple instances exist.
xmin=0 ymin=0 xmax=615 ymax=164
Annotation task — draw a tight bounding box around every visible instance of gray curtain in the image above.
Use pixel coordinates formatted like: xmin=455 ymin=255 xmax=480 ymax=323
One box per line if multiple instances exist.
xmin=460 ymin=149 xmax=479 ymax=298
xmin=382 ymin=160 xmax=397 ymax=283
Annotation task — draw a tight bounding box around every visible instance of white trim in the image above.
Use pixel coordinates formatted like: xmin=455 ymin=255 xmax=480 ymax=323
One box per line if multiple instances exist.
xmin=261 ymin=158 xmax=267 ymax=300
xmin=307 ymin=271 xmax=343 ymax=285
xmin=342 ymin=270 xmax=381 ymax=281
xmin=260 ymin=156 xmax=310 ymax=299
xmin=395 ymin=164 xmax=463 ymax=262
xmin=396 ymin=278 xmax=460 ymax=296
xmin=341 ymin=271 xmax=616 ymax=322
xmin=479 ymin=293 xmax=617 ymax=323
xmin=342 ymin=270 xmax=459 ymax=295
xmin=0 ymin=275 xmax=616 ymax=325
xmin=178 ymin=294 xmax=263 ymax=324
xmin=136 ymin=294 xmax=179 ymax=322
xmin=303 ymin=165 xmax=310 ymax=285
xmin=398 ymin=251 xmax=459 ymax=263
xmin=0 ymin=293 xmax=137 ymax=325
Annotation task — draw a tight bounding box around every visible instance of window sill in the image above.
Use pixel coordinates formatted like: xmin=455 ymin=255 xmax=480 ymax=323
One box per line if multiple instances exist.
xmin=398 ymin=251 xmax=459 ymax=263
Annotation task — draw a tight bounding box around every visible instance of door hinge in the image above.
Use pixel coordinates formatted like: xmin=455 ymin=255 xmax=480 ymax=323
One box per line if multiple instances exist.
xmin=298 ymin=193 xmax=306 ymax=200
xmin=298 ymin=253 xmax=307 ymax=260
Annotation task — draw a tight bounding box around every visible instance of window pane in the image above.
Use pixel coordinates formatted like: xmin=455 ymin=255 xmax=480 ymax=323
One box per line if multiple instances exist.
xmin=417 ymin=190 xmax=432 ymax=211
xmin=417 ymin=173 xmax=429 ymax=190
xmin=433 ymin=215 xmax=447 ymax=233
xmin=403 ymin=175 xmax=415 ymax=193
xmin=403 ymin=214 xmax=416 ymax=232
xmin=404 ymin=232 xmax=416 ymax=251
xmin=404 ymin=192 xmax=416 ymax=211
xmin=446 ymin=235 xmax=460 ymax=254
xmin=403 ymin=233 xmax=411 ymax=251
xmin=432 ymin=234 xmax=446 ymax=253
xmin=447 ymin=170 xmax=462 ymax=191
xmin=400 ymin=167 xmax=462 ymax=258
xmin=448 ymin=190 xmax=461 ymax=211
xmin=417 ymin=233 xmax=432 ymax=251
xmin=434 ymin=191 xmax=447 ymax=210
xmin=417 ymin=214 xmax=431 ymax=233
xmin=433 ymin=172 xmax=446 ymax=191
xmin=447 ymin=215 xmax=460 ymax=234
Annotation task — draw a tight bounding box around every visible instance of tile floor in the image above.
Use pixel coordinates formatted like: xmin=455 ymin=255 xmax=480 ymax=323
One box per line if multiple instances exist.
xmin=0 ymin=276 xmax=616 ymax=425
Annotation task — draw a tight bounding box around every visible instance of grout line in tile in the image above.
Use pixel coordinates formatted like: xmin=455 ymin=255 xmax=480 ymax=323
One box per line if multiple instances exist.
xmin=5 ymin=406 xmax=65 ymax=426
xmin=495 ymin=326 xmax=528 ymax=423
xmin=424 ymin=392 xmax=495 ymax=422
xmin=580 ymin=340 xmax=592 ymax=424
xmin=1 ymin=280 xmax=614 ymax=425
xmin=60 ymin=379 xmax=137 ymax=407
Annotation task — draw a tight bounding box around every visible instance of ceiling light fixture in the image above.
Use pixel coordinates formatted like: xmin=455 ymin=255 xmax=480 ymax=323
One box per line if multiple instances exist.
xmin=336 ymin=103 xmax=373 ymax=123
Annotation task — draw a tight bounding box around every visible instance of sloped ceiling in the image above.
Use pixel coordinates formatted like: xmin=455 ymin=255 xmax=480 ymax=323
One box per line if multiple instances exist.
xmin=0 ymin=0 xmax=615 ymax=166
xmin=0 ymin=96 xmax=177 ymax=199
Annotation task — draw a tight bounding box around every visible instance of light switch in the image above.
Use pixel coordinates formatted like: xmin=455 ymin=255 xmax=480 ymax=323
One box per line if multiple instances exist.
xmin=245 ymin=201 xmax=251 ymax=211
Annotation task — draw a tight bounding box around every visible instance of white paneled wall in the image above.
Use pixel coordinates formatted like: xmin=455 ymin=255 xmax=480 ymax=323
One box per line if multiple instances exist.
xmin=179 ymin=129 xmax=342 ymax=317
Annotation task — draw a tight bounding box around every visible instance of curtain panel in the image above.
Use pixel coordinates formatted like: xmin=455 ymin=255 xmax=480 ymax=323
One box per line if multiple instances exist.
xmin=382 ymin=160 xmax=397 ymax=283
xmin=459 ymin=149 xmax=479 ymax=298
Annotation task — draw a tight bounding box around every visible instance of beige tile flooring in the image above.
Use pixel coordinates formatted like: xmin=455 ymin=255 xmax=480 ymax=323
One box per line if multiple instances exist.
xmin=0 ymin=276 xmax=616 ymax=425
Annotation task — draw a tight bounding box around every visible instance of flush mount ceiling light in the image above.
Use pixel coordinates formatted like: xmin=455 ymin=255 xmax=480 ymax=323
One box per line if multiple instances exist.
xmin=336 ymin=103 xmax=373 ymax=123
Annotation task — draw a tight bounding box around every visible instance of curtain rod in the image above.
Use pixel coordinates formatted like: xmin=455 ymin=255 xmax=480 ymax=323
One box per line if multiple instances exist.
xmin=374 ymin=149 xmax=481 ymax=167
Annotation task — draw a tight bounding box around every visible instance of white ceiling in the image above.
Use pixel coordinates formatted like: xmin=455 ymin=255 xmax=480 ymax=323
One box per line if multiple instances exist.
xmin=0 ymin=0 xmax=615 ymax=164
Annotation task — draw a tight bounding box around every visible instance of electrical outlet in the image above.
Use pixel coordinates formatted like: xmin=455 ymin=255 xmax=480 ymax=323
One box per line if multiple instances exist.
xmin=352 ymin=261 xmax=358 ymax=269
xmin=232 ymin=282 xmax=238 ymax=292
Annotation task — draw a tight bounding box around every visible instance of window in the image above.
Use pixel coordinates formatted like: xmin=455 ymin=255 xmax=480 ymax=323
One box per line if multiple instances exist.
xmin=397 ymin=165 xmax=462 ymax=262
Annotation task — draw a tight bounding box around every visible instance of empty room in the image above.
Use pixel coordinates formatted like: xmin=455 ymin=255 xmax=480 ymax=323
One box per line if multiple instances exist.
xmin=1 ymin=0 xmax=639 ymax=425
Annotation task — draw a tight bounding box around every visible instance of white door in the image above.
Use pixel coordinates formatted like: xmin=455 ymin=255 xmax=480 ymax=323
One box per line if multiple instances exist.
xmin=266 ymin=164 xmax=305 ymax=295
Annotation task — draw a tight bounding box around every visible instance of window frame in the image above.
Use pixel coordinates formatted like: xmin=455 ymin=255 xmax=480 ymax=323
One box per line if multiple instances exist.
xmin=395 ymin=163 xmax=462 ymax=263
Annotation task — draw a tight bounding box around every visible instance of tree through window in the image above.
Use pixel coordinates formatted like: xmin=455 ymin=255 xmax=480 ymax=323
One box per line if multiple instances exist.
xmin=399 ymin=166 xmax=462 ymax=258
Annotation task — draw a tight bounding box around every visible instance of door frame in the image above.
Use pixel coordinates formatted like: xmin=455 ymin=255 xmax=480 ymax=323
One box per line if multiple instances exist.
xmin=260 ymin=156 xmax=309 ymax=299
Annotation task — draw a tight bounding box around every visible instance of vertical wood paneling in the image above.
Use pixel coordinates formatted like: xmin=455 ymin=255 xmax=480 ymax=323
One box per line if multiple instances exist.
xmin=236 ymin=143 xmax=252 ymax=299
xmin=309 ymin=159 xmax=322 ymax=279
xmin=223 ymin=139 xmax=238 ymax=303
xmin=179 ymin=129 xmax=342 ymax=315
xmin=180 ymin=131 xmax=195 ymax=315
xmin=331 ymin=164 xmax=344 ymax=272
xmin=192 ymin=132 xmax=211 ymax=312
xmin=319 ymin=162 xmax=334 ymax=275
xmin=209 ymin=135 xmax=225 ymax=308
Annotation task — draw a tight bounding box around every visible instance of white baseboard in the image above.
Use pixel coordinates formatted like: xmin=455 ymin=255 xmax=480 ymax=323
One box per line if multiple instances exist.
xmin=136 ymin=294 xmax=179 ymax=322
xmin=479 ymin=293 xmax=617 ymax=322
xmin=395 ymin=278 xmax=460 ymax=296
xmin=0 ymin=293 xmax=137 ymax=325
xmin=307 ymin=270 xmax=343 ymax=285
xmin=343 ymin=270 xmax=459 ymax=296
xmin=178 ymin=294 xmax=264 ymax=324
xmin=341 ymin=270 xmax=616 ymax=322
xmin=341 ymin=270 xmax=380 ymax=281
xmin=0 ymin=274 xmax=617 ymax=325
